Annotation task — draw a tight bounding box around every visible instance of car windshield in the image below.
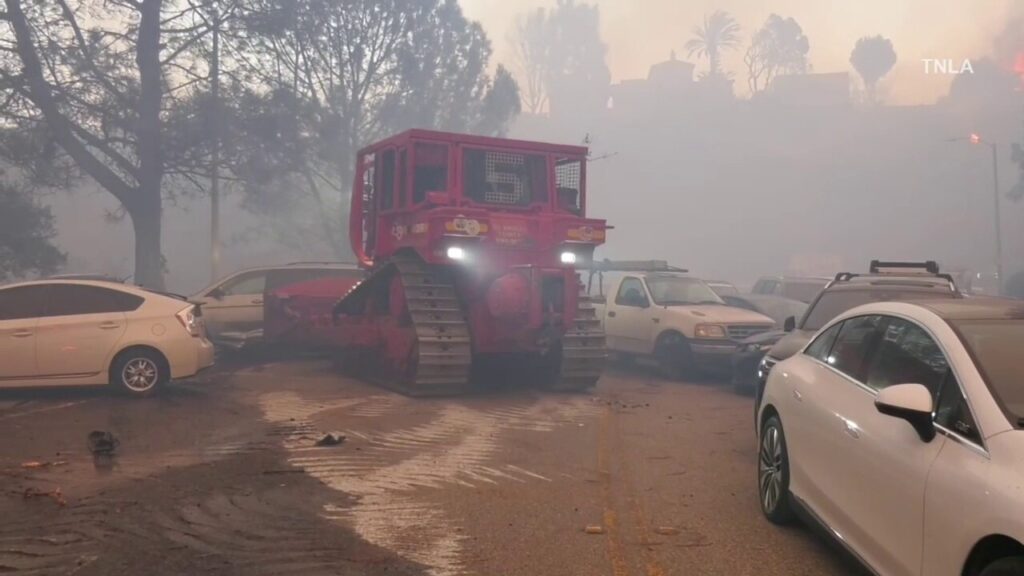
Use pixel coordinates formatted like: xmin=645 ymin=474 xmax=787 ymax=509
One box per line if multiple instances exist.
xmin=709 ymin=283 xmax=739 ymax=296
xmin=646 ymin=277 xmax=725 ymax=306
xmin=953 ymin=321 xmax=1024 ymax=421
xmin=801 ymin=289 xmax=957 ymax=331
xmin=781 ymin=280 xmax=828 ymax=303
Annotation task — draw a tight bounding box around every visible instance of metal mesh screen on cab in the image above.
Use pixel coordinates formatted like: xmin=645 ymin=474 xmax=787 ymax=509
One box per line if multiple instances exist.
xmin=484 ymin=151 xmax=527 ymax=205
xmin=556 ymin=161 xmax=581 ymax=192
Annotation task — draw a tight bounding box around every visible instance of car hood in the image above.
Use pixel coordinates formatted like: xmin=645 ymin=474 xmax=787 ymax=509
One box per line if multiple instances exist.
xmin=662 ymin=304 xmax=774 ymax=325
xmin=738 ymin=329 xmax=787 ymax=346
xmin=767 ymin=329 xmax=815 ymax=360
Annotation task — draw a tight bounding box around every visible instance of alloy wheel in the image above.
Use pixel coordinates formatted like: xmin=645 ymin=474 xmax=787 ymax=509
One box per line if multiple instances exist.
xmin=122 ymin=358 xmax=159 ymax=392
xmin=759 ymin=424 xmax=784 ymax=514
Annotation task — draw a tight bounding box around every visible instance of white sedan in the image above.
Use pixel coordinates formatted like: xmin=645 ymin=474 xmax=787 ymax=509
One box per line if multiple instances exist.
xmin=757 ymin=298 xmax=1024 ymax=576
xmin=0 ymin=280 xmax=214 ymax=396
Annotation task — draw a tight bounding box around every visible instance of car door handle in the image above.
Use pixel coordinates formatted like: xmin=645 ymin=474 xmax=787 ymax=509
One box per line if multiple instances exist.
xmin=11 ymin=330 xmax=33 ymax=338
xmin=792 ymin=389 xmax=803 ymax=402
xmin=608 ymin=311 xmax=616 ymax=318
xmin=98 ymin=322 xmax=121 ymax=330
xmin=843 ymin=419 xmax=860 ymax=439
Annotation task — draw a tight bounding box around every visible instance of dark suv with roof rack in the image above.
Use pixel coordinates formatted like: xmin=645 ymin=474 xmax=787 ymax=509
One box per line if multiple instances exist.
xmin=747 ymin=261 xmax=963 ymax=405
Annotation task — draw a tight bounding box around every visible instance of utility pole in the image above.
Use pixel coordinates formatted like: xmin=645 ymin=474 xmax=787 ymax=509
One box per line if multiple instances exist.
xmin=959 ymin=134 xmax=1006 ymax=295
xmin=209 ymin=4 xmax=222 ymax=282
xmin=991 ymin=142 xmax=1004 ymax=295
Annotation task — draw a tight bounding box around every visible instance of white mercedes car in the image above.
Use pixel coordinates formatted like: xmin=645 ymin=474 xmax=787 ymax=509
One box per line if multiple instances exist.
xmin=0 ymin=280 xmax=214 ymax=396
xmin=757 ymin=298 xmax=1024 ymax=576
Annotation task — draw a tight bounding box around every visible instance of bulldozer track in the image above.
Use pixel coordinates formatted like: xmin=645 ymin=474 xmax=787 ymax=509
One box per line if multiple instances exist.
xmin=551 ymin=289 xmax=607 ymax=392
xmin=334 ymin=254 xmax=472 ymax=397
xmin=335 ymin=259 xmax=604 ymax=395
xmin=392 ymin=256 xmax=473 ymax=396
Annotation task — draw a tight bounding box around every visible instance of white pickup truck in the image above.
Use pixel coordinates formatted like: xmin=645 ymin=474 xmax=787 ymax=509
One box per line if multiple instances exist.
xmin=591 ymin=269 xmax=774 ymax=378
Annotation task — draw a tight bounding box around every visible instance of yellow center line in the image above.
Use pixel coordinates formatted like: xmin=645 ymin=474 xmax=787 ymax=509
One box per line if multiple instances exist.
xmin=599 ymin=404 xmax=631 ymax=576
xmin=608 ymin=400 xmax=666 ymax=576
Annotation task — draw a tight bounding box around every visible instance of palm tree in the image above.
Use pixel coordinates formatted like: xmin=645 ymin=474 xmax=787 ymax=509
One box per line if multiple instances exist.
xmin=685 ymin=11 xmax=741 ymax=78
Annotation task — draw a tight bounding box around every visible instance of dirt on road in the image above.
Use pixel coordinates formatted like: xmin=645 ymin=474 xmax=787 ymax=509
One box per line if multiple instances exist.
xmin=0 ymin=360 xmax=863 ymax=576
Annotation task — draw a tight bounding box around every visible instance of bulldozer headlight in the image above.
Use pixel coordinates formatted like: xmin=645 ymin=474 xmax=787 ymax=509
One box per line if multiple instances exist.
xmin=447 ymin=246 xmax=467 ymax=261
xmin=560 ymin=251 xmax=578 ymax=265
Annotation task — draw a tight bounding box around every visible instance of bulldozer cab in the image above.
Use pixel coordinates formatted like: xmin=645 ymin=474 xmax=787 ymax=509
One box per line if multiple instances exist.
xmin=350 ymin=130 xmax=590 ymax=268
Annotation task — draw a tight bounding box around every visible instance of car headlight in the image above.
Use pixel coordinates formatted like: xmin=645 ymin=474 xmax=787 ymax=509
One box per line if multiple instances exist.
xmin=446 ymin=246 xmax=467 ymax=261
xmin=560 ymin=251 xmax=577 ymax=264
xmin=695 ymin=324 xmax=727 ymax=339
xmin=758 ymin=355 xmax=778 ymax=380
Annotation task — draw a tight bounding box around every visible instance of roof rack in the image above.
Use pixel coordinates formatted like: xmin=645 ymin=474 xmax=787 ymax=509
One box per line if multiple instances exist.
xmin=831 ymin=260 xmax=958 ymax=292
xmin=869 ymin=260 xmax=940 ymax=274
xmin=589 ymin=259 xmax=688 ymax=273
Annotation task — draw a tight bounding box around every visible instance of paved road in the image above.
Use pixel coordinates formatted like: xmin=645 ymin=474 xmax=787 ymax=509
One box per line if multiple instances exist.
xmin=0 ymin=360 xmax=864 ymax=575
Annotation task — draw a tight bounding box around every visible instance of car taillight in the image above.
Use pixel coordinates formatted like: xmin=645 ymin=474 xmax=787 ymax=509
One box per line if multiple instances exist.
xmin=176 ymin=306 xmax=201 ymax=337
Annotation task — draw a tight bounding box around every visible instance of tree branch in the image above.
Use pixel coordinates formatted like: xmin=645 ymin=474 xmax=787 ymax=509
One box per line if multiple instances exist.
xmin=4 ymin=0 xmax=135 ymax=206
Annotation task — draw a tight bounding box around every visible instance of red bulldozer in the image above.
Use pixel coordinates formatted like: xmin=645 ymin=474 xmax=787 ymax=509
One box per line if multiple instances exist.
xmin=330 ymin=129 xmax=609 ymax=395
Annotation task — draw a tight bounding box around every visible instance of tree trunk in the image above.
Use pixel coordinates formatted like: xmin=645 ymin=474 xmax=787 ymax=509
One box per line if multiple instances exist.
xmin=129 ymin=196 xmax=163 ymax=289
xmin=134 ymin=0 xmax=166 ymax=289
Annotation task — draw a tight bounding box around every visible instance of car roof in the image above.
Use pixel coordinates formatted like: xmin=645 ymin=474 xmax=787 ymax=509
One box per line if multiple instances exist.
xmin=912 ymin=297 xmax=1024 ymax=321
xmin=0 ymin=279 xmax=169 ymax=299
xmin=759 ymin=275 xmax=831 ymax=282
xmin=823 ymin=277 xmax=957 ymax=293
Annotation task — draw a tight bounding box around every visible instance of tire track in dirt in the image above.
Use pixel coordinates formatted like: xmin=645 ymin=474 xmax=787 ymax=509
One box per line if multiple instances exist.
xmin=259 ymin=391 xmax=600 ymax=576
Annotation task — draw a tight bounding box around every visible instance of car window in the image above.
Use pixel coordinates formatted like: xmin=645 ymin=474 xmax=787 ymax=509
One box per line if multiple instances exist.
xmin=0 ymin=286 xmax=47 ymax=320
xmin=615 ymin=277 xmax=648 ymax=307
xmin=951 ymin=320 xmax=1024 ymax=422
xmin=864 ymin=318 xmax=950 ymax=395
xmin=935 ymin=373 xmax=982 ymax=445
xmin=267 ymin=268 xmax=364 ymax=292
xmin=801 ymin=288 xmax=958 ymax=331
xmin=804 ymin=321 xmax=843 ymax=362
xmin=219 ymin=272 xmax=267 ymax=296
xmin=44 ymin=284 xmax=143 ymax=316
xmin=827 ymin=315 xmax=888 ymax=383
xmin=645 ymin=276 xmax=723 ymax=306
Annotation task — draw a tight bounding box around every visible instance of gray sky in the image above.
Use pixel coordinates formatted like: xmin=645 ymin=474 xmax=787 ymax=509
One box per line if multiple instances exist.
xmin=462 ymin=0 xmax=1020 ymax=104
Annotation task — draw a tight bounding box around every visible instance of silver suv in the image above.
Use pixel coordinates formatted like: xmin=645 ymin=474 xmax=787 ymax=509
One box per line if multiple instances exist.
xmin=754 ymin=261 xmax=963 ymax=408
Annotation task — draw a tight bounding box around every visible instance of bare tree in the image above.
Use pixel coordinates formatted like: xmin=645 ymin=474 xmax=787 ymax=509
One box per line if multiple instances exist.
xmin=744 ymin=14 xmax=809 ymax=95
xmin=849 ymin=35 xmax=896 ymax=103
xmin=508 ymin=1 xmax=608 ymax=118
xmin=0 ymin=0 xmax=234 ymax=288
xmin=226 ymin=0 xmax=520 ymax=256
xmin=510 ymin=8 xmax=549 ymax=114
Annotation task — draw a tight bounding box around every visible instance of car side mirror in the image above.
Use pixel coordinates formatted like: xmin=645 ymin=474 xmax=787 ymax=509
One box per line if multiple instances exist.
xmin=783 ymin=316 xmax=796 ymax=332
xmin=208 ymin=287 xmax=225 ymax=300
xmin=874 ymin=384 xmax=936 ymax=442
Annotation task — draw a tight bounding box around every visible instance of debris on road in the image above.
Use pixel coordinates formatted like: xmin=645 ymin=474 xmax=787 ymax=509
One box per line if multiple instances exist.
xmin=23 ymin=487 xmax=67 ymax=507
xmin=315 ymin=432 xmax=346 ymax=447
xmin=655 ymin=526 xmax=680 ymax=535
xmin=584 ymin=525 xmax=605 ymax=534
xmin=87 ymin=430 xmax=119 ymax=455
xmin=21 ymin=460 xmax=68 ymax=469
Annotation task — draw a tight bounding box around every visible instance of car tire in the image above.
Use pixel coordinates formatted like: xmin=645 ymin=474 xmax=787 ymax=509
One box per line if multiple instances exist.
xmin=759 ymin=414 xmax=795 ymax=524
xmin=979 ymin=557 xmax=1024 ymax=576
xmin=110 ymin=349 xmax=167 ymax=397
xmin=655 ymin=332 xmax=692 ymax=381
